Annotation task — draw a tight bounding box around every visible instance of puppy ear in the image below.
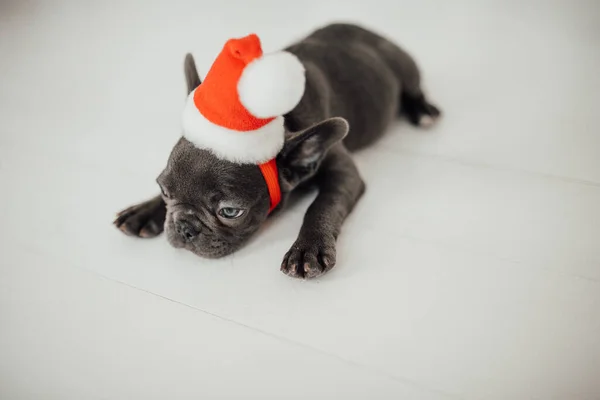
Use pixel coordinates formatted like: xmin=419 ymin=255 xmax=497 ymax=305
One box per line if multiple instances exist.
xmin=184 ymin=53 xmax=202 ymax=94
xmin=278 ymin=117 xmax=349 ymax=189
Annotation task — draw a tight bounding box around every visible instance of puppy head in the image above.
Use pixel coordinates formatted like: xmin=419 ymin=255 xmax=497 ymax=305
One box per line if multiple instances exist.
xmin=158 ymin=54 xmax=348 ymax=258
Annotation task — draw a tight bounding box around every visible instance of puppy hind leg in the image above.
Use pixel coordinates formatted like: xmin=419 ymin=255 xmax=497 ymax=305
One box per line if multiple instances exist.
xmin=376 ymin=39 xmax=441 ymax=127
xmin=401 ymin=91 xmax=441 ymax=128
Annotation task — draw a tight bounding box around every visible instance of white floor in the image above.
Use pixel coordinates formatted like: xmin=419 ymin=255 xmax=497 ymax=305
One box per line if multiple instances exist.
xmin=1 ymin=1 xmax=599 ymax=399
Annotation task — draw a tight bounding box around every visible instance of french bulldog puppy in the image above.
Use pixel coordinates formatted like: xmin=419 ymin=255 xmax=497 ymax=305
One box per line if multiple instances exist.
xmin=114 ymin=23 xmax=440 ymax=279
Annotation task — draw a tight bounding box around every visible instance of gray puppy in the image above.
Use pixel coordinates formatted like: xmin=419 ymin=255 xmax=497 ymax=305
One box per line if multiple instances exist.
xmin=114 ymin=23 xmax=440 ymax=279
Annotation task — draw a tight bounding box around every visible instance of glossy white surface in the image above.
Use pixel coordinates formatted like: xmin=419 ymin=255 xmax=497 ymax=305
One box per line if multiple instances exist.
xmin=1 ymin=1 xmax=599 ymax=399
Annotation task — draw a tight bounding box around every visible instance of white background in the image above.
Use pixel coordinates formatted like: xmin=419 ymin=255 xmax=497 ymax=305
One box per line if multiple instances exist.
xmin=1 ymin=0 xmax=599 ymax=399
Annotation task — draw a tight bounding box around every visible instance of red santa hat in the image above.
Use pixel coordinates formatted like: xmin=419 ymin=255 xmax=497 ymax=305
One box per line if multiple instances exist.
xmin=182 ymin=34 xmax=305 ymax=164
xmin=181 ymin=33 xmax=305 ymax=212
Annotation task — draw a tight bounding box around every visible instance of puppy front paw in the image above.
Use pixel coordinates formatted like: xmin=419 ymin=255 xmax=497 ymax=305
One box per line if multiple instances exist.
xmin=281 ymin=235 xmax=337 ymax=279
xmin=113 ymin=197 xmax=166 ymax=238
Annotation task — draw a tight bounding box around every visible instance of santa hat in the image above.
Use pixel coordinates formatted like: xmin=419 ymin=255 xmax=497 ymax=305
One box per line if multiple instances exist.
xmin=181 ymin=33 xmax=306 ymax=212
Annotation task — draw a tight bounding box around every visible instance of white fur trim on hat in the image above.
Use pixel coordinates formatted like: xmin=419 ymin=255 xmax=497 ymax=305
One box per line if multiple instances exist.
xmin=182 ymin=90 xmax=285 ymax=164
xmin=237 ymin=51 xmax=305 ymax=119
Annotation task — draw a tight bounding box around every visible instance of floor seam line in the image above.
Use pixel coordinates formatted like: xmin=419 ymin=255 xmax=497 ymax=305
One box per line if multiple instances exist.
xmin=87 ymin=268 xmax=466 ymax=400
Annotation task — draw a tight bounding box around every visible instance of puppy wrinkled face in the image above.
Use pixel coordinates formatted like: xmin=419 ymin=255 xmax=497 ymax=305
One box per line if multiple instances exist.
xmin=158 ymin=137 xmax=271 ymax=258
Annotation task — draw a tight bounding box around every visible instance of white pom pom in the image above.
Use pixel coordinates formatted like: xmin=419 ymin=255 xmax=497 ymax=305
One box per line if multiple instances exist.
xmin=238 ymin=51 xmax=306 ymax=118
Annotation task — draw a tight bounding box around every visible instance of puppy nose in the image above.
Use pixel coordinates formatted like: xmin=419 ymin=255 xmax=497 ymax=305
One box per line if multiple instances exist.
xmin=175 ymin=219 xmax=199 ymax=241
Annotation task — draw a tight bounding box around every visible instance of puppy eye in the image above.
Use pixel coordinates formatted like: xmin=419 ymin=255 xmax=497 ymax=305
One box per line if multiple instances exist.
xmin=218 ymin=207 xmax=245 ymax=219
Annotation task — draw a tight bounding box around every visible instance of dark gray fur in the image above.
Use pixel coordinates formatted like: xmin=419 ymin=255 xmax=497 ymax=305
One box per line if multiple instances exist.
xmin=114 ymin=23 xmax=440 ymax=279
